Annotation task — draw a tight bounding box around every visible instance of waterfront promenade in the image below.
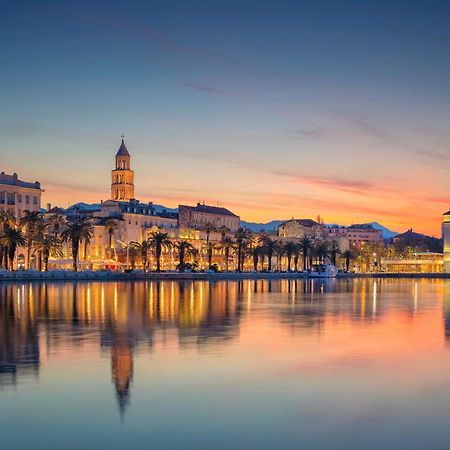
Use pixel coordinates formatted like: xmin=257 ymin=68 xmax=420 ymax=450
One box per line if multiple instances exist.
xmin=1 ymin=270 xmax=449 ymax=282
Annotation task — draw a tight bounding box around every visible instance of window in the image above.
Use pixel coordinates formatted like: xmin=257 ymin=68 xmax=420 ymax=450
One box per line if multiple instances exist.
xmin=18 ymin=194 xmax=22 ymax=202
xmin=33 ymin=196 xmax=38 ymax=205
xmin=26 ymin=195 xmax=30 ymax=204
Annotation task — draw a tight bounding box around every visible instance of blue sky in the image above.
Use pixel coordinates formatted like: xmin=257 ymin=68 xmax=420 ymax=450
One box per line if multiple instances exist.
xmin=2 ymin=0 xmax=450 ymax=233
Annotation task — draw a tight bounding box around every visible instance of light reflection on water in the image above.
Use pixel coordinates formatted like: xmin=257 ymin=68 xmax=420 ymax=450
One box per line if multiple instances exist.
xmin=1 ymin=278 xmax=450 ymax=449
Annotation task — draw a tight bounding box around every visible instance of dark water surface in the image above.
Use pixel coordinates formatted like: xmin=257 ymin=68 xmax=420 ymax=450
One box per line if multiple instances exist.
xmin=1 ymin=278 xmax=450 ymax=449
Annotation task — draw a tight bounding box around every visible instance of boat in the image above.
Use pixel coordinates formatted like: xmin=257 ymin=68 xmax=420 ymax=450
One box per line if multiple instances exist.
xmin=308 ymin=264 xmax=338 ymax=278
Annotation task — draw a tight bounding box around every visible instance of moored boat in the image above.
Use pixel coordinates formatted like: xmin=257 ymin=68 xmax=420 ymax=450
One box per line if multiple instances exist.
xmin=308 ymin=264 xmax=338 ymax=278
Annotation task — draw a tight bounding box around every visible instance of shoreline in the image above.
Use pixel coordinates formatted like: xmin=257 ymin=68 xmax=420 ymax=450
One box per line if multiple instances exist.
xmin=1 ymin=270 xmax=450 ymax=282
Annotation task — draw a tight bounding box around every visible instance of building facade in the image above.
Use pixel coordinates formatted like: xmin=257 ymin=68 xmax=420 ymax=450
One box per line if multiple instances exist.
xmin=277 ymin=219 xmax=325 ymax=239
xmin=178 ymin=203 xmax=240 ymax=232
xmin=443 ymin=210 xmax=450 ymax=273
xmin=0 ymin=172 xmax=42 ymax=217
xmin=111 ymin=139 xmax=135 ymax=201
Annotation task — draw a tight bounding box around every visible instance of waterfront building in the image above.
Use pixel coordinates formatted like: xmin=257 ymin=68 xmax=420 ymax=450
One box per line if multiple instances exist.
xmin=277 ymin=218 xmax=325 ymax=239
xmin=343 ymin=224 xmax=383 ymax=248
xmin=178 ymin=203 xmax=240 ymax=232
xmin=0 ymin=171 xmax=42 ymax=217
xmin=381 ymin=252 xmax=443 ymax=273
xmin=443 ymin=210 xmax=450 ymax=273
xmin=111 ymin=139 xmax=135 ymax=201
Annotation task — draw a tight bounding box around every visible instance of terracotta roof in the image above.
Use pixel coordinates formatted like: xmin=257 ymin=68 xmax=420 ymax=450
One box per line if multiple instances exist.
xmin=116 ymin=139 xmax=130 ymax=157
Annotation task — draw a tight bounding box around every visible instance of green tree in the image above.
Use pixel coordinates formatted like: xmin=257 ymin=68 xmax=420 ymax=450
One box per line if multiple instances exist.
xmin=234 ymin=228 xmax=249 ymax=272
xmin=147 ymin=231 xmax=172 ymax=271
xmin=61 ymin=219 xmax=93 ymax=271
xmin=175 ymin=240 xmax=195 ymax=272
xmin=19 ymin=210 xmax=42 ymax=269
xmin=35 ymin=234 xmax=63 ymax=271
xmin=330 ymin=240 xmax=339 ymax=266
xmin=299 ymin=236 xmax=314 ymax=270
xmin=0 ymin=226 xmax=25 ymax=270
xmin=284 ymin=241 xmax=297 ymax=272
xmin=342 ymin=249 xmax=354 ymax=272
xmin=262 ymin=236 xmax=277 ymax=272
xmin=105 ymin=218 xmax=119 ymax=259
xmin=217 ymin=236 xmax=235 ymax=271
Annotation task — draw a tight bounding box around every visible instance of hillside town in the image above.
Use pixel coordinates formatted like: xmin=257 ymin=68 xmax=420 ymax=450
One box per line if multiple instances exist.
xmin=0 ymin=139 xmax=446 ymax=274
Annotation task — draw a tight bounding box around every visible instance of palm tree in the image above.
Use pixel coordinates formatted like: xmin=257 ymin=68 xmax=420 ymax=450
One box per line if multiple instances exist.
xmin=0 ymin=210 xmax=15 ymax=269
xmin=217 ymin=236 xmax=235 ymax=271
xmin=47 ymin=212 xmax=66 ymax=238
xmin=314 ymin=241 xmax=330 ymax=264
xmin=147 ymin=231 xmax=172 ymax=271
xmin=105 ymin=218 xmax=119 ymax=259
xmin=342 ymin=249 xmax=354 ymax=272
xmin=299 ymin=236 xmax=314 ymax=271
xmin=330 ymin=240 xmax=339 ymax=266
xmin=203 ymin=222 xmax=216 ymax=269
xmin=0 ymin=226 xmax=25 ymax=270
xmin=129 ymin=240 xmax=151 ymax=271
xmin=19 ymin=210 xmax=42 ymax=269
xmin=217 ymin=225 xmax=230 ymax=240
xmin=31 ymin=220 xmax=48 ymax=271
xmin=234 ymin=228 xmax=249 ymax=272
xmin=284 ymin=241 xmax=297 ymax=272
xmin=248 ymin=244 xmax=261 ymax=272
xmin=262 ymin=236 xmax=277 ymax=272
xmin=293 ymin=243 xmax=301 ymax=271
xmin=175 ymin=240 xmax=195 ymax=272
xmin=61 ymin=219 xmax=93 ymax=271
xmin=126 ymin=242 xmax=141 ymax=270
xmin=35 ymin=234 xmax=63 ymax=271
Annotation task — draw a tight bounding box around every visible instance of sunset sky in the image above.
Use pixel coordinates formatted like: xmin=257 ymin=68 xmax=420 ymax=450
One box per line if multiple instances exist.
xmin=3 ymin=0 xmax=450 ymax=235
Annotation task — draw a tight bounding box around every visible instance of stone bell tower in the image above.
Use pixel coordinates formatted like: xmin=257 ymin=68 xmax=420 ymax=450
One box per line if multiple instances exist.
xmin=111 ymin=138 xmax=135 ymax=201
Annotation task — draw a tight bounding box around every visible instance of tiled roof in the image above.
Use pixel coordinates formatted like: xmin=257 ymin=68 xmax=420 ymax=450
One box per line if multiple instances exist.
xmin=180 ymin=203 xmax=238 ymax=217
xmin=280 ymin=219 xmax=320 ymax=228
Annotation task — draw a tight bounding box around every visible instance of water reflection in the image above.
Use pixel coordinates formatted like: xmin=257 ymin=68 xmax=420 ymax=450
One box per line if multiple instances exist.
xmin=0 ymin=278 xmax=448 ymax=421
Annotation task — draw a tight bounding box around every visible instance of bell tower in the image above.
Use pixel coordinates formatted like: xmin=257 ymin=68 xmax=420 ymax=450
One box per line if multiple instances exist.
xmin=111 ymin=138 xmax=135 ymax=201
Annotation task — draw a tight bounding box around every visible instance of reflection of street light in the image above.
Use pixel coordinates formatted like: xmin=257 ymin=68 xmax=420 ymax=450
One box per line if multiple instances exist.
xmin=116 ymin=239 xmax=129 ymax=270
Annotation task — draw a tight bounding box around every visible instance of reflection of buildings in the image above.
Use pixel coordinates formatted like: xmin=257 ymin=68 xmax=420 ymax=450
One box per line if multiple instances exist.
xmin=0 ymin=284 xmax=40 ymax=386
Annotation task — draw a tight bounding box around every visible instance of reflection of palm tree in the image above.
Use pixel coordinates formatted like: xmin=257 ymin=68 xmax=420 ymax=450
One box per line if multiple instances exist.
xmin=148 ymin=231 xmax=172 ymax=272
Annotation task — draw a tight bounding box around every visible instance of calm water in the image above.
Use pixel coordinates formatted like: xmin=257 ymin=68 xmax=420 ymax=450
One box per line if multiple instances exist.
xmin=1 ymin=278 xmax=450 ymax=449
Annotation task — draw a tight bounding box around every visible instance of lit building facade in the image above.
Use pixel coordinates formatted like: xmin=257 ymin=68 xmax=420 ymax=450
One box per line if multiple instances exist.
xmin=0 ymin=172 xmax=42 ymax=217
xmin=178 ymin=203 xmax=240 ymax=232
xmin=443 ymin=210 xmax=450 ymax=273
xmin=277 ymin=219 xmax=325 ymax=239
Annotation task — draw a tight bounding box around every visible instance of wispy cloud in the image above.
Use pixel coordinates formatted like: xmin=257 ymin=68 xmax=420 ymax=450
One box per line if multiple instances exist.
xmin=180 ymin=82 xmax=227 ymax=97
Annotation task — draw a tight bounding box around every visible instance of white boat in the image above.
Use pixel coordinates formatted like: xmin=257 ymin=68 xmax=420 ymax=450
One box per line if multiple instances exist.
xmin=308 ymin=264 xmax=338 ymax=278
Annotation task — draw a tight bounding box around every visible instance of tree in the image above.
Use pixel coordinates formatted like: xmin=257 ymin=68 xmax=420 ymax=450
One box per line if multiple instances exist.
xmin=314 ymin=241 xmax=330 ymax=264
xmin=203 ymin=222 xmax=216 ymax=269
xmin=342 ymin=249 xmax=354 ymax=272
xmin=47 ymin=213 xmax=66 ymax=238
xmin=0 ymin=210 xmax=15 ymax=269
xmin=284 ymin=241 xmax=297 ymax=272
xmin=31 ymin=220 xmax=48 ymax=271
xmin=147 ymin=231 xmax=172 ymax=271
xmin=35 ymin=234 xmax=63 ymax=271
xmin=217 ymin=236 xmax=235 ymax=271
xmin=0 ymin=226 xmax=25 ymax=270
xmin=175 ymin=240 xmax=195 ymax=272
xmin=19 ymin=210 xmax=42 ymax=269
xmin=61 ymin=219 xmax=93 ymax=271
xmin=105 ymin=218 xmax=119 ymax=259
xmin=217 ymin=225 xmax=230 ymax=240
xmin=262 ymin=236 xmax=277 ymax=272
xmin=330 ymin=240 xmax=339 ymax=266
xmin=234 ymin=228 xmax=249 ymax=272
xmin=299 ymin=236 xmax=314 ymax=271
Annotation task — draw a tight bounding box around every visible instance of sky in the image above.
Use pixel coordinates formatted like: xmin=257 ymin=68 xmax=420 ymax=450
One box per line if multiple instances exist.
xmin=2 ymin=0 xmax=450 ymax=235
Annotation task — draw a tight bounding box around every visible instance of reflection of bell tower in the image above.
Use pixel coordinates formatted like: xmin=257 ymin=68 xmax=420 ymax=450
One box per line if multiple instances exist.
xmin=111 ymin=138 xmax=135 ymax=201
xmin=111 ymin=344 xmax=133 ymax=419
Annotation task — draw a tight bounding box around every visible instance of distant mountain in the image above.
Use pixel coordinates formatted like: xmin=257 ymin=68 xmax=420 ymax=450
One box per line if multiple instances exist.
xmin=152 ymin=204 xmax=178 ymax=214
xmin=368 ymin=222 xmax=398 ymax=240
xmin=240 ymin=220 xmax=283 ymax=232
